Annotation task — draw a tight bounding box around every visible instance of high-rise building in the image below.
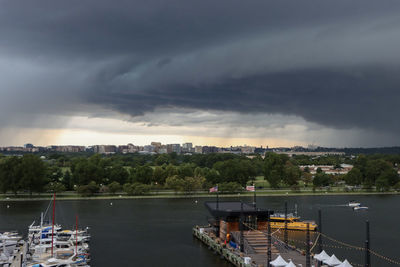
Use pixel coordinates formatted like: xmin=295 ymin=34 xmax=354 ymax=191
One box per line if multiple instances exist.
xmin=182 ymin=143 xmax=193 ymax=153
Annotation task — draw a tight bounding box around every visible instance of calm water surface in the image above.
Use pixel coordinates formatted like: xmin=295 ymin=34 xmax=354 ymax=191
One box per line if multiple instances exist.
xmin=0 ymin=195 xmax=398 ymax=266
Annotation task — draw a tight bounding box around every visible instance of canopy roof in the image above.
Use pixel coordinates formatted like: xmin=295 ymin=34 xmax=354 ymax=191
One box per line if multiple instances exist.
xmin=285 ymin=260 xmax=297 ymax=267
xmin=337 ymin=260 xmax=353 ymax=267
xmin=324 ymin=254 xmax=342 ymax=266
xmin=270 ymin=255 xmax=288 ymax=267
xmin=205 ymin=201 xmax=273 ymax=219
xmin=314 ymin=250 xmax=330 ymax=261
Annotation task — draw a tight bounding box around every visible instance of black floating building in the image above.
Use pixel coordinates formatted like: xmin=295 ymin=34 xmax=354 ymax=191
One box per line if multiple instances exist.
xmin=204 ymin=201 xmax=274 ymax=241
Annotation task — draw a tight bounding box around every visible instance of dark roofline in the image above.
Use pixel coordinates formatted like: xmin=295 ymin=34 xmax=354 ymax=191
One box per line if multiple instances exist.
xmin=204 ymin=201 xmax=273 ymax=219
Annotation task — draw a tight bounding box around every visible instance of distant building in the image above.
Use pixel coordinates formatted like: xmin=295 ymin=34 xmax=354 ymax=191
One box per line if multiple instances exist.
xmin=202 ymin=146 xmax=218 ymax=154
xmin=158 ymin=148 xmax=168 ymax=154
xmin=299 ymin=164 xmax=353 ymax=175
xmin=127 ymin=143 xmax=139 ymax=153
xmin=254 ymin=146 xmax=267 ymax=155
xmin=54 ymin=146 xmax=85 ymax=153
xmin=277 ymin=151 xmax=345 ymax=157
xmin=194 ymin=146 xmax=203 ymax=154
xmin=240 ymin=146 xmax=255 ymax=154
xmin=93 ymin=145 xmax=117 ymax=154
xmin=167 ymin=144 xmax=181 ymax=154
xmin=143 ymin=145 xmax=155 ymax=153
xmin=182 ymin=143 xmax=193 ymax=153
xmin=24 ymin=143 xmax=34 ymax=149
xmin=151 ymin=142 xmax=162 ymax=147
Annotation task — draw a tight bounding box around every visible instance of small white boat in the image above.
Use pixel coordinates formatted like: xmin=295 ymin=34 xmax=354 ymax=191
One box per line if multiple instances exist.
xmin=353 ymin=206 xmax=368 ymax=211
xmin=348 ymin=201 xmax=361 ymax=207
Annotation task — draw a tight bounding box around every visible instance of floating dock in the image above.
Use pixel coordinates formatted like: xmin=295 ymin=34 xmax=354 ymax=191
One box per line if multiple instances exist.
xmin=194 ymin=201 xmax=309 ymax=267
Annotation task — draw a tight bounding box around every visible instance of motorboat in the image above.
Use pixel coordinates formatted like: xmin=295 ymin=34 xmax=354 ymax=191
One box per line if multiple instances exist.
xmin=353 ymin=206 xmax=368 ymax=211
xmin=348 ymin=201 xmax=361 ymax=207
xmin=269 ymin=213 xmax=318 ymax=231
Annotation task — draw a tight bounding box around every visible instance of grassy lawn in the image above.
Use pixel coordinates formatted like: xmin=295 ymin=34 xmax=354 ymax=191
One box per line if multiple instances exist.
xmin=250 ymin=176 xmax=270 ymax=188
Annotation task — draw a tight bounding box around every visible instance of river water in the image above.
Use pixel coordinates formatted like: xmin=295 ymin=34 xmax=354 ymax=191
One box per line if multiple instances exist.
xmin=0 ymin=195 xmax=398 ymax=266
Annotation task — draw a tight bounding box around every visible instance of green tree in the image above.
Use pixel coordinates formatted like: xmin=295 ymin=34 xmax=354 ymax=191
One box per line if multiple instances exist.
xmin=354 ymin=154 xmax=368 ymax=178
xmin=0 ymin=157 xmax=22 ymax=194
xmin=155 ymin=154 xmax=171 ymax=166
xmin=302 ymin=172 xmax=313 ymax=186
xmin=165 ymin=176 xmax=184 ymax=193
xmin=47 ymin=166 xmax=63 ymax=182
xmin=268 ymin=170 xmax=281 ymax=188
xmin=19 ymin=155 xmax=47 ymax=196
xmin=131 ymin=165 xmax=153 ymax=184
xmin=218 ymin=182 xmax=242 ymax=193
xmin=44 ymin=182 xmax=66 ymax=193
xmin=123 ymin=183 xmax=151 ymax=195
xmin=77 ymin=181 xmax=99 ymax=196
xmin=165 ymin=164 xmax=178 ymax=178
xmin=72 ymin=157 xmax=104 ymax=185
xmin=109 ymin=165 xmax=129 ymax=184
xmin=313 ymin=172 xmax=332 ymax=187
xmin=153 ymin=166 xmax=167 ymax=185
xmin=283 ymin=162 xmax=301 ymax=186
xmin=213 ymin=159 xmax=255 ymax=186
xmin=62 ymin=170 xmax=73 ymax=191
xmin=376 ymin=169 xmax=399 ymax=191
xmin=181 ymin=177 xmax=204 ymax=194
xmin=108 ymin=181 xmax=122 ymax=194
xmin=264 ymin=153 xmax=288 ymax=188
xmin=364 ymin=159 xmax=392 ymax=187
xmin=178 ymin=163 xmax=195 ymax=179
xmin=205 ymin=169 xmax=221 ymax=185
xmin=344 ymin=167 xmax=363 ymax=186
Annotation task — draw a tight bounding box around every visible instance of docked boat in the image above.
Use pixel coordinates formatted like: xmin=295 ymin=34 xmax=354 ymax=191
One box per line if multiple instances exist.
xmin=0 ymin=232 xmax=23 ymax=266
xmin=348 ymin=201 xmax=361 ymax=207
xmin=353 ymin=206 xmax=368 ymax=211
xmin=269 ymin=213 xmax=318 ymax=231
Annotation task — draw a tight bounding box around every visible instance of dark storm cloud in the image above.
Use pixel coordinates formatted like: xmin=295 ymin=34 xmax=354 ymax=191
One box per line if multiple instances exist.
xmin=2 ymin=0 xmax=400 ymax=136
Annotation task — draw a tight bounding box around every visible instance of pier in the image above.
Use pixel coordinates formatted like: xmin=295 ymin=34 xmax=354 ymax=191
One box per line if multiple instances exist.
xmin=193 ymin=201 xmax=310 ymax=266
xmin=195 ymin=201 xmax=400 ymax=267
xmin=193 ymin=226 xmax=309 ymax=266
xmin=193 ymin=226 xmax=309 ymax=267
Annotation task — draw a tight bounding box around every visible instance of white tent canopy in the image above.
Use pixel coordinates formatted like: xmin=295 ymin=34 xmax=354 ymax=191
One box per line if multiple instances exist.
xmin=270 ymin=255 xmax=288 ymax=267
xmin=314 ymin=250 xmax=330 ymax=262
xmin=337 ymin=259 xmax=353 ymax=267
xmin=324 ymin=254 xmax=342 ymax=266
xmin=285 ymin=260 xmax=297 ymax=267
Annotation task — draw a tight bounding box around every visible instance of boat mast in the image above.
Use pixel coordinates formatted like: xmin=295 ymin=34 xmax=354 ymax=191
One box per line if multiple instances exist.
xmin=40 ymin=212 xmax=43 ymax=245
xmin=51 ymin=193 xmax=56 ymax=257
xmin=76 ymin=214 xmax=78 ymax=255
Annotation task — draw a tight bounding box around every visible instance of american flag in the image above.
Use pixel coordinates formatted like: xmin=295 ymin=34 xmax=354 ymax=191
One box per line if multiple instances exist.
xmin=246 ymin=185 xmax=255 ymax=192
xmin=209 ymin=186 xmax=218 ymax=193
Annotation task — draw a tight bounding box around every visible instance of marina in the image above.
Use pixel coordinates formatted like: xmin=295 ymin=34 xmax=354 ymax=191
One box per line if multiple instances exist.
xmin=1 ymin=195 xmax=90 ymax=267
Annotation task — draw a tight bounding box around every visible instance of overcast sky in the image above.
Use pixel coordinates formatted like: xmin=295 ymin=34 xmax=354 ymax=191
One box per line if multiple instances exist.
xmin=1 ymin=0 xmax=400 ymax=147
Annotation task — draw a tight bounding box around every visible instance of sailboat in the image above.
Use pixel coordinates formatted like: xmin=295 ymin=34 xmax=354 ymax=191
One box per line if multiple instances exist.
xmin=26 ymin=194 xmax=91 ymax=267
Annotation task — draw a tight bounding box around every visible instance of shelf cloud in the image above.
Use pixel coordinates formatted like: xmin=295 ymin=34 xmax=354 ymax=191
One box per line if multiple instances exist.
xmin=1 ymin=0 xmax=400 ymax=145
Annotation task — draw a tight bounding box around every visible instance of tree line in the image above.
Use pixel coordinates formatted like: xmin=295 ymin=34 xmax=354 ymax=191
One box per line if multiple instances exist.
xmin=1 ymin=152 xmax=399 ymax=196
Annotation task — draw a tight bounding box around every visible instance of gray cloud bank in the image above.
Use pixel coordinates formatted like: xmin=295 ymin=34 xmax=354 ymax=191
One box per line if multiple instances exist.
xmin=1 ymin=0 xmax=400 ymax=144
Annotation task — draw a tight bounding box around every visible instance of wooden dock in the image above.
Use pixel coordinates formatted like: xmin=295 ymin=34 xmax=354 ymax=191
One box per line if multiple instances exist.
xmin=10 ymin=242 xmax=27 ymax=267
xmin=193 ymin=226 xmax=308 ymax=267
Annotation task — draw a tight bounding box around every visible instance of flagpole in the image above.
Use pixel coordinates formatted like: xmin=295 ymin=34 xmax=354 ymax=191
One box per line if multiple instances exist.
xmin=216 ymin=184 xmax=219 ymax=210
xmin=253 ymin=183 xmax=256 ymax=209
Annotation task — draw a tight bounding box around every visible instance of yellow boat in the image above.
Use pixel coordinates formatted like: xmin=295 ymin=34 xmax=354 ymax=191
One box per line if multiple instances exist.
xmin=269 ymin=214 xmax=317 ymax=231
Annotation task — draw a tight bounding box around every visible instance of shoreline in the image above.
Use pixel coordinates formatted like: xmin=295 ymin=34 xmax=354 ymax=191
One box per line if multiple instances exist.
xmin=1 ymin=191 xmax=399 ymax=201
